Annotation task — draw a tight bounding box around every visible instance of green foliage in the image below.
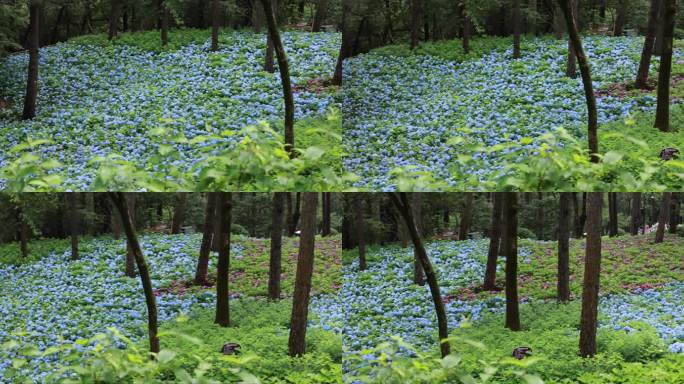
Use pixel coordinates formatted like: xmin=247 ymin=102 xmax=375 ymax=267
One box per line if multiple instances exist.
xmin=69 ymin=29 xmax=215 ymax=53
xmin=575 ymin=354 xmax=684 ymax=383
xmin=0 ymin=139 xmax=63 ymax=192
xmin=449 ymin=302 xmax=671 ymax=384
xmin=0 ymin=1 xmax=27 ymax=55
xmin=159 ymin=301 xmax=342 ymax=384
xmin=0 ymin=237 xmax=70 ymax=265
xmin=345 ymin=335 xmax=543 ymax=384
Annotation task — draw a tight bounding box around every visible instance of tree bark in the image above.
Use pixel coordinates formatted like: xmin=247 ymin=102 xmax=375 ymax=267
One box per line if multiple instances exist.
xmin=260 ymin=0 xmax=295 ymax=156
xmin=412 ymin=193 xmax=425 ymax=285
xmin=268 ymin=192 xmax=285 ymax=300
xmin=108 ymin=0 xmax=120 ymax=41
xmin=635 ymin=0 xmax=661 ymax=89
xmin=194 ymin=193 xmax=217 ymax=285
xmin=573 ymin=192 xmax=582 ymax=237
xmin=630 ymin=192 xmax=641 ymax=235
xmin=655 ymin=192 xmax=672 ymax=243
xmin=390 ymin=192 xmax=450 ymax=357
xmin=654 ymin=0 xmax=676 ymax=132
xmin=311 ymin=0 xmax=328 ymax=32
xmin=458 ymin=194 xmax=474 ymax=241
xmin=355 ymin=193 xmax=367 ymax=271
xmin=513 ymin=0 xmax=522 ymax=58
xmin=22 ymin=0 xmax=40 ymax=120
xmin=483 ymin=193 xmax=503 ymax=291
xmin=461 ymin=2 xmax=470 ymax=54
xmin=171 ymin=193 xmax=187 ymax=234
xmin=608 ymin=193 xmax=618 ymax=237
xmin=579 ymin=192 xmax=602 ymax=357
xmin=559 ymin=0 xmax=599 ymax=162
xmin=410 ymin=0 xmax=422 ymax=49
xmin=68 ymin=193 xmax=79 ymax=260
xmin=159 ymin=0 xmax=169 ymax=46
xmin=125 ymin=193 xmax=136 ymax=278
xmin=212 ymin=0 xmax=220 ymax=51
xmin=108 ymin=192 xmax=160 ymax=353
xmin=214 ymin=193 xmax=232 ymax=327
xmin=566 ymin=0 xmax=578 ymax=77
xmin=669 ymin=194 xmax=679 ymax=234
xmin=502 ymin=193 xmax=520 ymax=331
xmin=288 ymin=193 xmax=318 ymax=356
xmin=558 ymin=193 xmax=571 ymax=302
xmin=613 ymin=0 xmax=628 ymax=36
xmin=321 ymin=193 xmax=331 ymax=236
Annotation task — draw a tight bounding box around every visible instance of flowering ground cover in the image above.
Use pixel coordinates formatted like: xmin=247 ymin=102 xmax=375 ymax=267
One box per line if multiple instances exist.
xmin=342 ymin=235 xmax=684 ymax=381
xmin=342 ymin=36 xmax=683 ymax=190
xmin=0 ymin=233 xmax=342 ymax=382
xmin=0 ymin=30 xmax=342 ymax=190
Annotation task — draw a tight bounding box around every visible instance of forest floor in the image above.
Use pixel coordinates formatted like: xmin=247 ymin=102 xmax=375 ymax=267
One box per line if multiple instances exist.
xmin=0 ymin=233 xmax=343 ymax=383
xmin=341 ymin=233 xmax=684 ymax=383
xmin=0 ymin=29 xmax=342 ymax=191
xmin=343 ymin=35 xmax=684 ymax=190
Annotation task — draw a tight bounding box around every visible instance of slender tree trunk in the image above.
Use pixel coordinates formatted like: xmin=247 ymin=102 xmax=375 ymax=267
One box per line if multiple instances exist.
xmin=312 ymin=0 xmax=328 ymax=32
xmin=461 ymin=2 xmax=470 ymax=54
xmin=194 ymin=193 xmax=217 ymax=285
xmin=513 ymin=0 xmax=522 ymax=58
xmin=630 ymin=192 xmax=642 ymax=235
xmin=214 ymin=193 xmax=232 ymax=327
xmin=410 ymin=0 xmax=422 ymax=49
xmin=125 ymin=194 xmax=136 ymax=278
xmin=108 ymin=192 xmax=160 ymax=353
xmin=68 ymin=193 xmax=79 ymax=260
xmin=558 ymin=193 xmax=571 ymax=302
xmin=579 ymin=192 xmax=602 ymax=358
xmin=212 ymin=0 xmax=220 ymax=51
xmin=654 ymin=0 xmax=676 ymax=132
xmin=458 ymin=194 xmax=474 ymax=241
xmin=171 ymin=193 xmax=187 ymax=234
xmin=483 ymin=193 xmax=503 ymax=290
xmin=580 ymin=192 xmax=588 ymax=234
xmin=613 ymin=0 xmax=627 ymax=36
xmin=559 ymin=0 xmax=599 ymax=162
xmin=355 ymin=193 xmax=366 ymax=271
xmin=655 ymin=192 xmax=672 ymax=243
xmin=159 ymin=0 xmax=169 ymax=46
xmin=333 ymin=0 xmax=353 ymax=86
xmin=566 ymin=0 xmax=578 ymax=77
xmin=669 ymin=194 xmax=679 ymax=234
xmin=635 ymin=0 xmax=661 ymax=89
xmin=502 ymin=193 xmax=520 ymax=331
xmin=268 ymin=193 xmax=285 ymax=300
xmin=15 ymin=204 xmax=29 ymax=258
xmin=288 ymin=193 xmax=318 ymax=357
xmin=50 ymin=6 xmax=65 ymax=45
xmin=608 ymin=193 xmax=618 ymax=237
xmin=573 ymin=192 xmax=582 ymax=237
xmin=321 ymin=193 xmax=331 ymax=236
xmin=108 ymin=0 xmax=120 ymax=40
xmin=260 ymin=0 xmax=295 ymax=156
xmin=412 ymin=193 xmax=425 ymax=285
xmin=390 ymin=193 xmax=450 ymax=357
xmin=22 ymin=0 xmax=40 ymax=120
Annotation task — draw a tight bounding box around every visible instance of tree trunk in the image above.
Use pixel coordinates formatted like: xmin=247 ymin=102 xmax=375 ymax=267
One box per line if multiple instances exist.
xmin=268 ymin=192 xmax=285 ymax=300
xmin=412 ymin=193 xmax=425 ymax=285
xmin=194 ymin=193 xmax=217 ymax=285
xmin=635 ymin=0 xmax=661 ymax=89
xmin=321 ymin=193 xmax=331 ymax=236
xmin=50 ymin=6 xmax=66 ymax=45
xmin=171 ymin=193 xmax=187 ymax=234
xmin=214 ymin=193 xmax=232 ymax=327
xmin=355 ymin=193 xmax=367 ymax=271
xmin=502 ymin=193 xmax=520 ymax=331
xmin=311 ymin=0 xmax=328 ymax=32
xmin=513 ymin=0 xmax=522 ymax=58
xmin=669 ymin=194 xmax=679 ymax=234
xmin=212 ymin=0 xmax=220 ymax=51
xmin=558 ymin=193 xmax=571 ymax=302
xmin=108 ymin=0 xmax=120 ymax=40
xmin=573 ymin=192 xmax=582 ymax=237
xmin=108 ymin=192 xmax=160 ymax=354
xmin=654 ymin=0 xmax=676 ymax=132
xmin=655 ymin=192 xmax=672 ymax=243
xmin=410 ymin=0 xmax=422 ymax=49
xmin=483 ymin=193 xmax=503 ymax=290
xmin=15 ymin=204 xmax=29 ymax=258
xmin=68 ymin=193 xmax=79 ymax=260
xmin=260 ymin=0 xmax=295 ymax=156
xmin=125 ymin=193 xmax=136 ymax=278
xmin=566 ymin=0 xmax=578 ymax=77
xmin=630 ymin=192 xmax=641 ymax=235
xmin=159 ymin=0 xmax=169 ymax=46
xmin=22 ymin=0 xmax=40 ymax=120
xmin=608 ymin=193 xmax=618 ymax=237
xmin=559 ymin=0 xmax=599 ymax=162
xmin=390 ymin=193 xmax=450 ymax=357
xmin=613 ymin=0 xmax=627 ymax=36
xmin=579 ymin=192 xmax=602 ymax=358
xmin=458 ymin=194 xmax=474 ymax=241
xmin=461 ymin=2 xmax=470 ymax=54
xmin=288 ymin=193 xmax=318 ymax=357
